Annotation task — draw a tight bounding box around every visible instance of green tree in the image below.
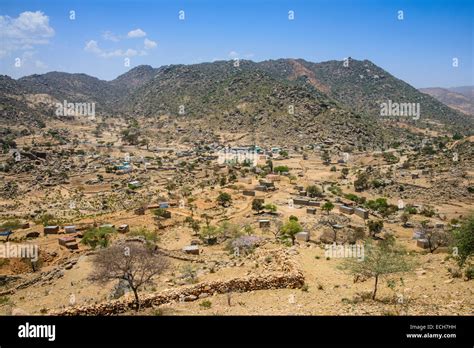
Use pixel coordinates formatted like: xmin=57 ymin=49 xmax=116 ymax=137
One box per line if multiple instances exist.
xmin=280 ymin=219 xmax=303 ymax=245
xmin=367 ymin=220 xmax=384 ymax=237
xmin=400 ymin=212 xmax=410 ymax=227
xmin=354 ymin=172 xmax=369 ymax=192
xmin=264 ymin=203 xmax=277 ymax=213
xmin=321 ymin=202 xmax=335 ymax=215
xmin=451 ymin=215 xmax=474 ymax=267
xmin=252 ymin=199 xmax=264 ymax=214
xmin=217 ymin=192 xmax=232 ymax=207
xmin=306 ymin=185 xmax=322 ymax=198
xmin=341 ymin=167 xmax=349 ymax=179
xmin=339 ymin=236 xmax=414 ymax=300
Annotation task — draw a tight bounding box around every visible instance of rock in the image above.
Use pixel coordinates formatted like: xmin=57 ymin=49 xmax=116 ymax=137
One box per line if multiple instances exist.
xmin=12 ymin=307 xmax=29 ymax=315
xmin=198 ymin=293 xmax=210 ymax=299
xmin=184 ymin=295 xmax=198 ymax=301
xmin=444 ymin=279 xmax=454 ymax=284
xmin=64 ymin=263 xmax=73 ymax=270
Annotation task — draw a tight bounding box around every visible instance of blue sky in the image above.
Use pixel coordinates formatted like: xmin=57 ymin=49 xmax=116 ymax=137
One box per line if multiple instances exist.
xmin=0 ymin=0 xmax=472 ymax=88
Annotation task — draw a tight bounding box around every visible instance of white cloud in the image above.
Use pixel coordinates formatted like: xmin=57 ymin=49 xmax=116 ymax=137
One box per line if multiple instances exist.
xmin=144 ymin=38 xmax=157 ymax=49
xmin=84 ymin=40 xmax=140 ymax=58
xmin=127 ymin=28 xmax=146 ymax=38
xmin=84 ymin=40 xmax=102 ymax=54
xmin=0 ymin=11 xmax=55 ymax=57
xmin=228 ymin=51 xmax=239 ymax=59
xmin=102 ymin=30 xmax=120 ymax=42
xmin=35 ymin=60 xmax=47 ymax=69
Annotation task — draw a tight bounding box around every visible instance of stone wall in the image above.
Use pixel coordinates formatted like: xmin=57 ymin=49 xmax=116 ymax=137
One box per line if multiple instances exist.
xmin=52 ymin=250 xmax=304 ymax=316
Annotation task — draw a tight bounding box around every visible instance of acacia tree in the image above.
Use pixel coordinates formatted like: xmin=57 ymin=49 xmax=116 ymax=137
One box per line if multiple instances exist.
xmin=252 ymin=199 xmax=264 ymax=214
xmin=280 ymin=219 xmax=303 ymax=245
xmin=91 ymin=242 xmax=169 ymax=311
xmin=400 ymin=213 xmax=410 ymax=227
xmin=339 ymin=236 xmax=413 ymax=300
xmin=425 ymin=228 xmax=450 ymax=253
xmin=217 ymin=192 xmax=232 ymax=207
xmin=451 ymin=215 xmax=474 ymax=267
xmin=367 ymin=220 xmax=384 ymax=237
xmin=321 ymin=202 xmax=334 ymax=215
xmin=306 ymin=185 xmax=322 ymax=198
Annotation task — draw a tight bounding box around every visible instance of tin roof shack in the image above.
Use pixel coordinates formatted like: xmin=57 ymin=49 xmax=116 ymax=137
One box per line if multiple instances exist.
xmin=266 ymin=174 xmax=281 ymax=182
xmin=118 ymin=224 xmax=129 ymax=233
xmin=259 ymin=180 xmax=276 ymax=191
xmin=100 ymin=224 xmax=115 ymax=229
xmin=128 ymin=180 xmax=142 ymax=189
xmin=307 ymin=201 xmax=321 ymax=207
xmin=417 ymin=239 xmax=430 ymax=249
xmin=44 ymin=226 xmax=60 ymax=235
xmin=293 ymin=198 xmax=309 ymax=206
xmin=159 ymin=202 xmax=169 ymax=209
xmin=183 ymin=245 xmax=200 ymax=255
xmin=295 ymin=231 xmax=310 ymax=242
xmin=299 ymin=190 xmax=307 ymax=196
xmin=354 ymin=207 xmax=369 ymax=219
xmin=58 ymin=236 xmax=79 ymax=250
xmin=243 ymin=190 xmax=256 ymax=197
xmin=307 ymin=208 xmax=317 ymax=214
xmin=155 ymin=209 xmax=172 ymax=219
xmin=339 ymin=205 xmax=354 ymax=215
xmin=64 ymin=225 xmax=76 ymax=234
xmin=0 ymin=230 xmax=13 ymax=241
xmin=259 ymin=219 xmax=270 ymax=228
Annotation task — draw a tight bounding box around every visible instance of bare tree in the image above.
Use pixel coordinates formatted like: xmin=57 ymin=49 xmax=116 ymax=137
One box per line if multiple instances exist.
xmin=91 ymin=242 xmax=169 ymax=311
xmin=425 ymin=228 xmax=451 ymax=253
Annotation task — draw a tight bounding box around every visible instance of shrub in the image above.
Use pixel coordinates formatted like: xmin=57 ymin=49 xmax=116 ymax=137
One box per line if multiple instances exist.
xmin=0 ymin=219 xmax=21 ymax=230
xmin=465 ymin=265 xmax=474 ymax=280
xmin=273 ymin=165 xmax=289 ymax=173
xmin=81 ymin=226 xmax=115 ymax=248
xmin=129 ymin=227 xmax=159 ymax=244
xmin=199 ymin=300 xmax=212 ymax=309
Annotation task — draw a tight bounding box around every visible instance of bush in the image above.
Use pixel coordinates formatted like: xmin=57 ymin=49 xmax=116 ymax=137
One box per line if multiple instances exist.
xmin=129 ymin=227 xmax=159 ymax=244
xmin=199 ymin=300 xmax=212 ymax=309
xmin=465 ymin=265 xmax=474 ymax=280
xmin=404 ymin=205 xmax=418 ymax=214
xmin=81 ymin=226 xmax=115 ymax=248
xmin=0 ymin=219 xmax=21 ymax=230
xmin=273 ymin=165 xmax=289 ymax=173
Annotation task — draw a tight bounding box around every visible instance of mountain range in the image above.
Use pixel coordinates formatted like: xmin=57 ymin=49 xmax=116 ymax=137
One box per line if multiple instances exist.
xmin=1 ymin=58 xmax=472 ymax=146
xmin=419 ymin=86 xmax=474 ymax=116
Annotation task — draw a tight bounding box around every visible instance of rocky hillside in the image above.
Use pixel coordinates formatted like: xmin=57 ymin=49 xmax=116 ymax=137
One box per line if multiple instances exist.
xmin=1 ymin=59 xmax=472 ymax=142
xmin=258 ymin=59 xmax=472 ymax=132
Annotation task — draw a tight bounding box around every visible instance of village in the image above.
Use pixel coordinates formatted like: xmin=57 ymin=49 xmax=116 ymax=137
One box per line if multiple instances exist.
xmin=0 ymin=115 xmax=472 ymax=316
